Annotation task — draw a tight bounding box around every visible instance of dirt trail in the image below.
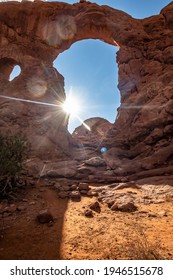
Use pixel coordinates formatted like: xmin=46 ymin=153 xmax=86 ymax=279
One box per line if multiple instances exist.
xmin=0 ymin=181 xmax=173 ymax=260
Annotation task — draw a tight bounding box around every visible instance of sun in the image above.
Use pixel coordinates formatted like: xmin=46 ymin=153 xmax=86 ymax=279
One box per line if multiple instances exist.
xmin=62 ymin=96 xmax=80 ymax=116
xmin=61 ymin=94 xmax=91 ymax=131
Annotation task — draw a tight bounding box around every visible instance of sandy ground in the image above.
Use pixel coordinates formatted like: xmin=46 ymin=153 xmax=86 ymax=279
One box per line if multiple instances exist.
xmin=0 ymin=178 xmax=173 ymax=260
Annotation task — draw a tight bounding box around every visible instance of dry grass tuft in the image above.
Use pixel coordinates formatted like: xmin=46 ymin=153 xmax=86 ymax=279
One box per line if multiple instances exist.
xmin=124 ymin=223 xmax=165 ymax=260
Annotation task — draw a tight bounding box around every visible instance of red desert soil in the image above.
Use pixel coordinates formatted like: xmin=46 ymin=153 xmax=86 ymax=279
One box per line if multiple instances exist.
xmin=0 ymin=178 xmax=173 ymax=260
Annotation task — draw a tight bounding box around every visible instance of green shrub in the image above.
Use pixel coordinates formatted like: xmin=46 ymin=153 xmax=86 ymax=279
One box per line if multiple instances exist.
xmin=0 ymin=131 xmax=29 ymax=197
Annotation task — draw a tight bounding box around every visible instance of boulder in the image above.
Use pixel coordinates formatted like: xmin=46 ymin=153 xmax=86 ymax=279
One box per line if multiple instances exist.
xmin=84 ymin=209 xmax=93 ymax=218
xmin=46 ymin=168 xmax=77 ymax=178
xmin=84 ymin=157 xmax=106 ymax=167
xmin=89 ymin=201 xmax=101 ymax=213
xmin=78 ymin=183 xmax=90 ymax=191
xmin=111 ymin=202 xmax=138 ymax=212
xmin=58 ymin=191 xmax=69 ymax=199
xmin=70 ymin=191 xmax=81 ymax=201
xmin=37 ymin=210 xmax=54 ymax=224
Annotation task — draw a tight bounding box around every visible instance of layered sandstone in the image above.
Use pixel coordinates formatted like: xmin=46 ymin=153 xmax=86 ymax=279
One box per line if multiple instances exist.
xmin=0 ymin=1 xmax=173 ymax=180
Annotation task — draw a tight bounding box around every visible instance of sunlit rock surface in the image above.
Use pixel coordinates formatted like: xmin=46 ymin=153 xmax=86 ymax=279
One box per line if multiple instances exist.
xmin=0 ymin=1 xmax=173 ymax=179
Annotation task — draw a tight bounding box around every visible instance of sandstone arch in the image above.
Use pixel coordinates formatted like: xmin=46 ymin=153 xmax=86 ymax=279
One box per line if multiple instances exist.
xmin=55 ymin=38 xmax=119 ymax=133
xmin=0 ymin=1 xmax=173 ymax=179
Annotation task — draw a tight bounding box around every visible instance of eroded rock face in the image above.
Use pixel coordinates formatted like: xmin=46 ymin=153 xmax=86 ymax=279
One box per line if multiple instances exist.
xmin=103 ymin=4 xmax=173 ymax=176
xmin=72 ymin=117 xmax=112 ymax=148
xmin=0 ymin=1 xmax=173 ymax=179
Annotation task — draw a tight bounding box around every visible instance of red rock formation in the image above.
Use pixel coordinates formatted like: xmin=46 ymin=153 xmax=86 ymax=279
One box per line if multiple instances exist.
xmin=0 ymin=1 xmax=172 ymax=179
xmin=72 ymin=117 xmax=112 ymax=148
xmin=103 ymin=3 xmax=173 ymax=177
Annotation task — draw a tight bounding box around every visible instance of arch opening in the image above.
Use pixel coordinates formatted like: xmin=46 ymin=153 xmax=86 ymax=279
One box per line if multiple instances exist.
xmin=0 ymin=57 xmax=21 ymax=81
xmin=9 ymin=65 xmax=21 ymax=81
xmin=54 ymin=39 xmax=120 ymax=134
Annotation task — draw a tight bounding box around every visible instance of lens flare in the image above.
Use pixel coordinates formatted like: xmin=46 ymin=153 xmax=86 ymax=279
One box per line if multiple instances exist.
xmin=0 ymin=93 xmax=91 ymax=132
xmin=101 ymin=147 xmax=107 ymax=153
xmin=27 ymin=77 xmax=47 ymax=97
xmin=62 ymin=96 xmax=80 ymax=116
xmin=76 ymin=115 xmax=91 ymax=131
xmin=61 ymin=94 xmax=91 ymax=131
xmin=0 ymin=94 xmax=60 ymax=108
xmin=43 ymin=15 xmax=76 ymax=47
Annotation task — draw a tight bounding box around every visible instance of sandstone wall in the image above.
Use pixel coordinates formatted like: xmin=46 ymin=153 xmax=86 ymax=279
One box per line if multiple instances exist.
xmin=104 ymin=3 xmax=173 ymax=176
xmin=0 ymin=1 xmax=172 ymax=177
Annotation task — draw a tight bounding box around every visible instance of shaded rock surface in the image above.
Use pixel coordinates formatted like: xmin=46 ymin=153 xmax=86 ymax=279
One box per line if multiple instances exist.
xmin=84 ymin=157 xmax=106 ymax=167
xmin=83 ymin=209 xmax=93 ymax=218
xmin=0 ymin=1 xmax=173 ymax=180
xmin=89 ymin=201 xmax=101 ymax=213
xmin=37 ymin=209 xmax=54 ymax=224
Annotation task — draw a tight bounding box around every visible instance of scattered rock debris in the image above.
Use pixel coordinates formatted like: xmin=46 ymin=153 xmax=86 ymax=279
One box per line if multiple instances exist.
xmin=84 ymin=209 xmax=94 ymax=217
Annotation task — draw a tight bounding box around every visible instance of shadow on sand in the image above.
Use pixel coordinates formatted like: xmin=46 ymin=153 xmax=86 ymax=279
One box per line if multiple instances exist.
xmin=0 ymin=186 xmax=69 ymax=260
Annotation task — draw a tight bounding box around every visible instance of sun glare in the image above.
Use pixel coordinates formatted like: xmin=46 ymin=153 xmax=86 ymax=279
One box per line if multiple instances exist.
xmin=62 ymin=96 xmax=80 ymax=117
xmin=0 ymin=93 xmax=91 ymax=131
xmin=61 ymin=94 xmax=91 ymax=131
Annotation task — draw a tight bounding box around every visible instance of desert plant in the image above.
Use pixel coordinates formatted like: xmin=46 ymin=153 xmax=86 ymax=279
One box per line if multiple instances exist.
xmin=125 ymin=223 xmax=164 ymax=260
xmin=0 ymin=131 xmax=29 ymax=197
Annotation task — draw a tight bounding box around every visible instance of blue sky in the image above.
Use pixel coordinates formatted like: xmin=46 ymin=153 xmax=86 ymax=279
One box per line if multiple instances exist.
xmin=53 ymin=0 xmax=171 ymax=133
